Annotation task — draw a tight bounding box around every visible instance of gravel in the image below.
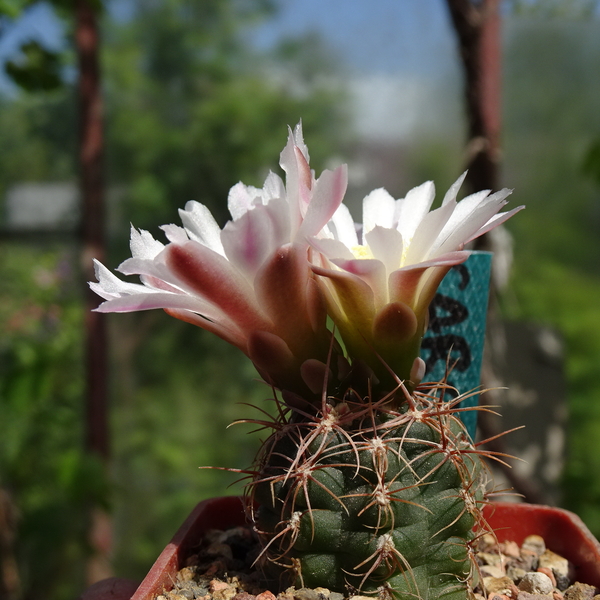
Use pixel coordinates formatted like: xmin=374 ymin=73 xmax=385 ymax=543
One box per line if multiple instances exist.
xmin=153 ymin=527 xmax=599 ymax=600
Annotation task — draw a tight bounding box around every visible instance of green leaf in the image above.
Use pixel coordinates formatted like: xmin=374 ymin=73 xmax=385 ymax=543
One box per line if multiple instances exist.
xmin=4 ymin=40 xmax=63 ymax=92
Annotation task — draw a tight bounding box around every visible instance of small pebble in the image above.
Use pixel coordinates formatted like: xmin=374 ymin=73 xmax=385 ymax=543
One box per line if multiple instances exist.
xmin=564 ymin=583 xmax=598 ymax=600
xmin=294 ymin=589 xmax=321 ymax=600
xmin=539 ymin=550 xmax=570 ymax=580
xmin=484 ymin=576 xmax=516 ymax=596
xmin=518 ymin=572 xmax=553 ymax=595
xmin=507 ymin=566 xmax=527 ymax=583
xmin=502 ymin=541 xmax=522 ymax=559
xmin=479 ymin=552 xmax=505 ymax=568
xmin=537 ymin=567 xmax=557 ymax=588
xmin=233 ymin=594 xmax=256 ymax=600
xmin=522 ymin=536 xmax=546 ymax=557
xmin=518 ymin=550 xmax=540 ymax=572
xmin=517 ymin=593 xmax=554 ymax=600
xmin=256 ymin=592 xmax=277 ymax=600
xmin=481 ymin=565 xmax=506 ymax=579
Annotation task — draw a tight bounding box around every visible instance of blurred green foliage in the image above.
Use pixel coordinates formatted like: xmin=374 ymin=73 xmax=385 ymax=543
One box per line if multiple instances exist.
xmin=501 ymin=17 xmax=600 ymax=533
xmin=0 ymin=245 xmax=103 ymax=599
xmin=0 ymin=0 xmax=349 ymax=598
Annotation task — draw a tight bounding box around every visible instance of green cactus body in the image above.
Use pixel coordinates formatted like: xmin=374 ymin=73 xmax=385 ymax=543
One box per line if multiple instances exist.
xmin=250 ymin=385 xmax=488 ymax=599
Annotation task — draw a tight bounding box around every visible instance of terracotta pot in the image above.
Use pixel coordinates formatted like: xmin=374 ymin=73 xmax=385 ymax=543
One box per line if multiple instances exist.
xmin=80 ymin=497 xmax=600 ymax=600
xmin=483 ymin=502 xmax=600 ymax=587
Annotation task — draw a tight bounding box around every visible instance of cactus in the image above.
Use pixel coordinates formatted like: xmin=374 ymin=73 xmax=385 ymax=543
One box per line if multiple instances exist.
xmin=90 ymin=124 xmax=522 ymax=600
xmin=248 ymin=378 xmax=491 ymax=599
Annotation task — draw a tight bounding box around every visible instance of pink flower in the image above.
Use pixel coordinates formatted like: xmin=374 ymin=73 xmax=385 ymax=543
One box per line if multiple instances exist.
xmin=310 ymin=173 xmax=523 ymax=385
xmin=91 ymin=124 xmax=347 ymax=393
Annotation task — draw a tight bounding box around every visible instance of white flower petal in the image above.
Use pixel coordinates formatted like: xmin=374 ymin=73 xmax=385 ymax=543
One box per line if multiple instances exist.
xmin=90 ymin=259 xmax=151 ymax=299
xmin=160 ymin=223 xmax=190 ymax=245
xmin=441 ymin=171 xmax=467 ymax=206
xmin=310 ymin=236 xmax=355 ymax=261
xmin=179 ymin=201 xmax=225 ymax=255
xmin=327 ymin=203 xmax=358 ymax=248
xmin=362 ymin=188 xmax=396 ymax=235
xmin=364 ymin=226 xmax=403 ymax=274
xmin=129 ymin=226 xmax=164 ymax=259
xmin=394 ymin=181 xmax=436 ymax=242
xmin=403 ymin=200 xmax=456 ymax=264
xmin=228 ymin=182 xmax=262 ymax=220
xmin=434 ymin=189 xmax=512 ymax=255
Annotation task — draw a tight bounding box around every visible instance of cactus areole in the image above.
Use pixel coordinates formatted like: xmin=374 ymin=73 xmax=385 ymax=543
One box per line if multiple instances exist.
xmin=91 ymin=124 xmax=523 ymax=598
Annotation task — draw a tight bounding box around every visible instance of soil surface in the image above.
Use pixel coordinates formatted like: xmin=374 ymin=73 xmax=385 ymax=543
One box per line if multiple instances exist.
xmin=153 ymin=525 xmax=599 ymax=600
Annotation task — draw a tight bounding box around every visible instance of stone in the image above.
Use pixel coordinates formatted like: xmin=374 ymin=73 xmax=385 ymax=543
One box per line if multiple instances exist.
xmin=479 ymin=552 xmax=505 ymax=567
xmin=517 ymin=593 xmax=554 ymax=600
xmin=485 ymin=577 xmax=518 ymax=596
xmin=555 ymin=574 xmax=571 ymax=592
xmin=522 ymin=536 xmax=546 ymax=557
xmin=518 ymin=549 xmax=540 ymax=572
xmin=563 ymin=583 xmax=598 ymax=600
xmin=537 ymin=567 xmax=557 ymax=588
xmin=255 ymin=592 xmax=277 ymax=600
xmin=293 ymin=589 xmax=321 ymax=600
xmin=518 ymin=572 xmax=554 ymax=595
xmin=481 ymin=565 xmax=507 ymax=579
xmin=502 ymin=541 xmax=522 ymax=559
xmin=539 ymin=550 xmax=570 ymax=580
xmin=507 ymin=566 xmax=528 ymax=583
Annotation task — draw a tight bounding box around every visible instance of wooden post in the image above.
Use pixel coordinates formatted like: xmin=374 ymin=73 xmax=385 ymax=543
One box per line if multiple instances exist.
xmin=445 ymin=0 xmax=547 ymax=504
xmin=75 ymin=0 xmax=113 ymax=583
xmin=446 ymin=0 xmax=502 ymax=195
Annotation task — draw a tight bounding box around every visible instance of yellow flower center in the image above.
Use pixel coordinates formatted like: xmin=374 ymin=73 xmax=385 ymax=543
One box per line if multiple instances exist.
xmin=351 ymin=245 xmax=374 ymax=259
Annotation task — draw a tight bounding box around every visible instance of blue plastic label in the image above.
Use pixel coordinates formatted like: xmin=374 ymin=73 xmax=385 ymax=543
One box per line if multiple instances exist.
xmin=420 ymin=251 xmax=492 ymax=439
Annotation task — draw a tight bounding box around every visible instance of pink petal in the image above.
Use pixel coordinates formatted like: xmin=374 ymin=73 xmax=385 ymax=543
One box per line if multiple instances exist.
xmin=253 ymin=244 xmax=318 ymax=355
xmin=164 ymin=308 xmax=247 ymax=351
xmin=330 ymin=257 xmax=388 ymax=308
xmin=298 ymin=164 xmax=348 ymax=239
xmin=300 ymin=359 xmax=331 ymax=394
xmin=221 ymin=203 xmax=276 ymax=279
xmin=372 ymin=301 xmax=418 ymax=344
xmin=165 ymin=241 xmax=268 ymax=335
xmin=93 ymin=291 xmax=220 ymax=318
xmin=311 ymin=264 xmax=375 ymax=333
xmin=247 ymin=330 xmax=295 ymax=375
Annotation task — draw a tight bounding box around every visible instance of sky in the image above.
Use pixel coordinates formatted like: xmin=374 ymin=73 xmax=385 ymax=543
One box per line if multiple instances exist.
xmin=0 ymin=0 xmax=463 ymax=140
